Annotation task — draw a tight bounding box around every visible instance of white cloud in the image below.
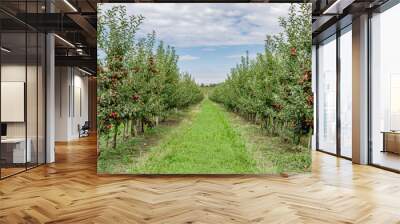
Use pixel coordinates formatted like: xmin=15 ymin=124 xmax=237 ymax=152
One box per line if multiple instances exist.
xmin=100 ymin=3 xmax=293 ymax=48
xmin=201 ymin=47 xmax=216 ymax=52
xmin=195 ymin=77 xmax=226 ymax=85
xmin=190 ymin=72 xmax=228 ymax=84
xmin=179 ymin=55 xmax=199 ymax=61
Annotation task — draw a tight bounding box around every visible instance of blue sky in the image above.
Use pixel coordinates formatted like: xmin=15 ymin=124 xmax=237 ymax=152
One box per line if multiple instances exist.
xmin=175 ymin=45 xmax=264 ymax=84
xmin=100 ymin=3 xmax=291 ymax=84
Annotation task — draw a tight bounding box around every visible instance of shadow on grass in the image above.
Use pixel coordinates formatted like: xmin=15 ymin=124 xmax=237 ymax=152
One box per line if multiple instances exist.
xmin=224 ymin=104 xmax=312 ymax=175
xmin=97 ymin=107 xmax=197 ymax=174
xmin=98 ymin=100 xmax=311 ymax=175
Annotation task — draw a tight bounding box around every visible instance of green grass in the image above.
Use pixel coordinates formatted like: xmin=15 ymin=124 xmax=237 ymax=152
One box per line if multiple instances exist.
xmin=97 ymin=109 xmax=193 ymax=173
xmin=98 ymin=97 xmax=311 ymax=175
xmin=225 ymin=107 xmax=311 ymax=174
xmin=133 ymin=99 xmax=259 ymax=174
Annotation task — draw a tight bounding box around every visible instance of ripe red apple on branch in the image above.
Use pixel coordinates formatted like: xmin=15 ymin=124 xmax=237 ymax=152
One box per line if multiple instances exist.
xmin=109 ymin=111 xmax=119 ymax=119
xmin=132 ymin=94 xmax=140 ymax=101
xmin=290 ymin=47 xmax=297 ymax=56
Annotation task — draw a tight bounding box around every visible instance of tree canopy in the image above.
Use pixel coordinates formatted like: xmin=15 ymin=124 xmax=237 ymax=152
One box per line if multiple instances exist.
xmin=97 ymin=5 xmax=203 ymax=149
xmin=210 ymin=4 xmax=312 ymax=144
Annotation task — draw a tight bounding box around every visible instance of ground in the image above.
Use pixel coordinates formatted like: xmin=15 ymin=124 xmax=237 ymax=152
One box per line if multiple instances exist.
xmin=98 ymin=98 xmax=311 ymax=174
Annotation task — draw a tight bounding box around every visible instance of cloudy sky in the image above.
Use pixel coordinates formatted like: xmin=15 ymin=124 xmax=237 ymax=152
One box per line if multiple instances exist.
xmin=100 ymin=3 xmax=291 ymax=84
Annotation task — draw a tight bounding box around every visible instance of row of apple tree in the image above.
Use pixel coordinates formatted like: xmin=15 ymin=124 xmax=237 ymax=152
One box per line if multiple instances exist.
xmin=97 ymin=5 xmax=203 ymax=149
xmin=210 ymin=4 xmax=312 ymax=144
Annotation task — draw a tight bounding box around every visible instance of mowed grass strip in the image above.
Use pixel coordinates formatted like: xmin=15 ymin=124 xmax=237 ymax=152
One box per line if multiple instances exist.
xmin=226 ymin=110 xmax=312 ymax=174
xmin=135 ymin=99 xmax=259 ymax=174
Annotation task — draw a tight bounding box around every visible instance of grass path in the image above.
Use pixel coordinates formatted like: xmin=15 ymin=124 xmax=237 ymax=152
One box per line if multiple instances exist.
xmin=134 ymin=98 xmax=259 ymax=174
xmin=98 ymin=97 xmax=311 ymax=174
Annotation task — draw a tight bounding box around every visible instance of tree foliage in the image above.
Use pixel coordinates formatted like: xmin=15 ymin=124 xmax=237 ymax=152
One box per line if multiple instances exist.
xmin=210 ymin=4 xmax=312 ymax=144
xmin=97 ymin=5 xmax=203 ymax=149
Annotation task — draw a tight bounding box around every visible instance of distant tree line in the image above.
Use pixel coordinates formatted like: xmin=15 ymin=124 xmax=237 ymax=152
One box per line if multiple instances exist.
xmin=97 ymin=5 xmax=203 ymax=149
xmin=210 ymin=4 xmax=312 ymax=144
